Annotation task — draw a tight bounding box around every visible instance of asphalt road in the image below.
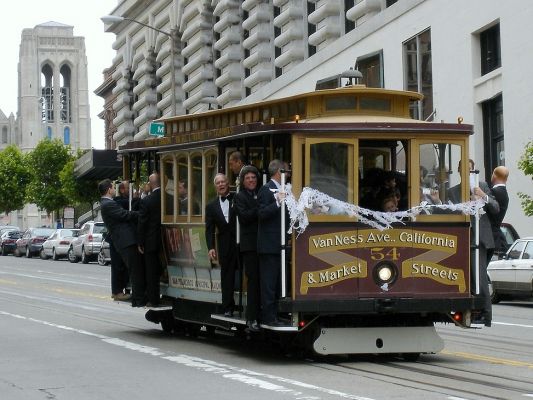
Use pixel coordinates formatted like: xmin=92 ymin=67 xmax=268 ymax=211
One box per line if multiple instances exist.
xmin=1 ymin=255 xmax=532 ymax=400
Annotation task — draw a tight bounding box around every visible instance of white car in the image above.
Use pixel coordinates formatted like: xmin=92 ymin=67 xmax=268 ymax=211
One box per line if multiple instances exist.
xmin=488 ymin=237 xmax=533 ymax=303
xmin=68 ymin=221 xmax=105 ymax=264
xmin=40 ymin=229 xmax=80 ymax=260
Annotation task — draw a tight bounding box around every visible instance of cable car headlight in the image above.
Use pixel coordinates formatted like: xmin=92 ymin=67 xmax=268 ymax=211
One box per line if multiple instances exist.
xmin=372 ymin=261 xmax=398 ymax=287
xmin=378 ymin=267 xmax=393 ymax=282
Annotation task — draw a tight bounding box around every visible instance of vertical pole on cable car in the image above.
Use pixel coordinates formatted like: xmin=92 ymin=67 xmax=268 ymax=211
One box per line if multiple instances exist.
xmin=235 ymin=180 xmax=243 ymax=319
xmin=128 ymin=182 xmax=133 ymax=211
xmin=280 ymin=168 xmax=286 ymax=298
xmin=473 ymin=170 xmax=480 ymax=295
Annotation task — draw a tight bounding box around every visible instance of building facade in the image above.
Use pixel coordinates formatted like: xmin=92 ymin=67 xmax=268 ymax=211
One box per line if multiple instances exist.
xmin=100 ymin=0 xmax=533 ymax=236
xmin=1 ymin=22 xmax=92 ymax=229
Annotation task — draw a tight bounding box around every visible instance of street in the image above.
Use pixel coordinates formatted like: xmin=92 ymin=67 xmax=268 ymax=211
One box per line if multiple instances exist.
xmin=0 ymin=255 xmax=532 ymax=400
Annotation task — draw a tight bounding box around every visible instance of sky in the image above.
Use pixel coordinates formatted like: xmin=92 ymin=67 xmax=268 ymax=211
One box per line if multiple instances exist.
xmin=0 ymin=0 xmax=118 ymax=149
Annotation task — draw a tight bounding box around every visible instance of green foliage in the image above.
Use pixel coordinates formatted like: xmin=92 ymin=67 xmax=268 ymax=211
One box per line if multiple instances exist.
xmin=518 ymin=141 xmax=533 ymax=216
xmin=59 ymin=159 xmax=99 ymax=209
xmin=0 ymin=145 xmax=31 ymax=214
xmin=26 ymin=139 xmax=74 ymax=214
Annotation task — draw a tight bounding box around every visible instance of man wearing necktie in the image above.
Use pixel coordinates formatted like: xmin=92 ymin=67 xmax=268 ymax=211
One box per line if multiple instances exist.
xmin=205 ymin=173 xmax=238 ymax=316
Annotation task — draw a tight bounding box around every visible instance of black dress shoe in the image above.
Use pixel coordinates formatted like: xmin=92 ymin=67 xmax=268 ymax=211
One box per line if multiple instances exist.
xmin=131 ymin=300 xmax=147 ymax=307
xmin=246 ymin=320 xmax=260 ymax=332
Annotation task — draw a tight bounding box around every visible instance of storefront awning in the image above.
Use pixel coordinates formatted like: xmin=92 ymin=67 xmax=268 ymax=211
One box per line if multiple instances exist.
xmin=74 ymin=149 xmax=123 ymax=180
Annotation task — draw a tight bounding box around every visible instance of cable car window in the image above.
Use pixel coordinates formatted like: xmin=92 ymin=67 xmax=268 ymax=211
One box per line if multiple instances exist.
xmin=162 ymin=157 xmax=175 ymax=219
xmin=177 ymin=155 xmax=188 ymax=216
xmin=359 ymin=97 xmax=391 ymax=112
xmin=205 ymin=151 xmax=218 ymax=202
xmin=309 ymin=142 xmax=353 ymax=202
xmin=191 ymin=153 xmax=203 ymax=216
xmin=419 ymin=143 xmax=462 ymax=206
xmin=325 ymin=96 xmax=357 ymax=111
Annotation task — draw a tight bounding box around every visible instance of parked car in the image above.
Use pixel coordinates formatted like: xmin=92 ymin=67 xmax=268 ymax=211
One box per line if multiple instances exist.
xmin=14 ymin=227 xmax=56 ymax=258
xmin=40 ymin=228 xmax=80 ymax=260
xmin=1 ymin=230 xmax=23 ymax=256
xmin=98 ymin=236 xmax=111 ymax=266
xmin=68 ymin=221 xmax=105 ymax=264
xmin=488 ymin=237 xmax=533 ymax=303
xmin=0 ymin=225 xmax=20 ymax=236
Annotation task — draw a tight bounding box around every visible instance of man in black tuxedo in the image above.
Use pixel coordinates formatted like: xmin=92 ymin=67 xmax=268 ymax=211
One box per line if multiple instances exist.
xmin=257 ymin=159 xmax=289 ymax=326
xmin=234 ymin=165 xmax=261 ymax=331
xmin=487 ymin=166 xmax=509 ymax=260
xmin=108 ymin=180 xmax=134 ymax=301
xmin=205 ymin=173 xmax=238 ymax=316
xmin=471 ymin=179 xmax=500 ymax=326
xmin=137 ymin=173 xmax=162 ymax=307
xmin=99 ymin=179 xmax=146 ymax=307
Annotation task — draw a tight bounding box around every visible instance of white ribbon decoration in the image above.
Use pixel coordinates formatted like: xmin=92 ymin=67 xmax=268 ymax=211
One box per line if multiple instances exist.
xmin=283 ymin=184 xmax=485 ymax=236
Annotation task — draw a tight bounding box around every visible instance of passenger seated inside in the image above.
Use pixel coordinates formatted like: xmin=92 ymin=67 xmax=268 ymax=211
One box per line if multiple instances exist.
xmin=359 ymin=168 xmax=407 ymax=212
xmin=419 ymin=166 xmax=442 ymax=205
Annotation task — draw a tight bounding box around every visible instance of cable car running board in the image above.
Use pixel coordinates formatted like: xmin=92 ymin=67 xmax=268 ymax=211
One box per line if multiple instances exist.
xmin=210 ymin=314 xmax=298 ymax=331
xmin=313 ymin=325 xmax=444 ymax=355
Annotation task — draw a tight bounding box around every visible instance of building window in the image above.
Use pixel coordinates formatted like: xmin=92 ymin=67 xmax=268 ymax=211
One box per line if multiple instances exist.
xmin=307 ymin=1 xmax=316 ymax=57
xmin=480 ymin=23 xmax=501 ymax=75
xmin=344 ymin=0 xmax=355 ymax=33
xmin=482 ymin=94 xmax=504 ymax=181
xmin=47 ymin=126 xmax=52 ymax=140
xmin=64 ymin=127 xmax=70 ymax=145
xmin=357 ymin=51 xmax=384 ymax=88
xmin=2 ymin=127 xmax=7 ymax=144
xmin=404 ymin=29 xmax=433 ymax=120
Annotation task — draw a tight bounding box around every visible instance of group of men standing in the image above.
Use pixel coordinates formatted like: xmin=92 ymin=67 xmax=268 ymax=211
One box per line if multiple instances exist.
xmin=98 ymin=173 xmax=163 ymax=307
xmin=205 ymin=153 xmax=290 ymax=331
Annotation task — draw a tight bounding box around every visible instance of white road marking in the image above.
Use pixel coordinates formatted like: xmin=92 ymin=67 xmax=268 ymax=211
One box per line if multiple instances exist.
xmin=522 ymin=394 xmax=533 ymax=397
xmin=0 ymin=310 xmax=375 ymax=400
xmin=493 ymin=321 xmax=533 ymax=329
xmin=0 ymin=270 xmax=107 ymax=287
xmin=447 ymin=397 xmax=469 ymax=400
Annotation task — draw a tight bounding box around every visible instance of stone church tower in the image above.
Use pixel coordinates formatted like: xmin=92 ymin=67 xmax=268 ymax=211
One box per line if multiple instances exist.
xmin=18 ymin=21 xmax=91 ymax=152
xmin=1 ymin=22 xmax=92 ymax=229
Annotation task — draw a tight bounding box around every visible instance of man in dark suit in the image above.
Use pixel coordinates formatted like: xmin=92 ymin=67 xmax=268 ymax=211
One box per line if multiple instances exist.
xmin=487 ymin=166 xmax=509 ymax=260
xmin=109 ymin=180 xmax=131 ymax=301
xmin=257 ymin=159 xmax=289 ymax=326
xmin=234 ymin=165 xmax=261 ymax=331
xmin=99 ymin=179 xmax=146 ymax=307
xmin=471 ymin=180 xmax=500 ymax=326
xmin=137 ymin=173 xmax=162 ymax=307
xmin=205 ymin=173 xmax=238 ymax=316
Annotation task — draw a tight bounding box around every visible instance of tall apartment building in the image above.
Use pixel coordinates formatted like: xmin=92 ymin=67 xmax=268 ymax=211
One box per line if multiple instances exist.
xmin=100 ymin=0 xmax=533 ymax=236
xmin=0 ymin=22 xmax=92 ymax=228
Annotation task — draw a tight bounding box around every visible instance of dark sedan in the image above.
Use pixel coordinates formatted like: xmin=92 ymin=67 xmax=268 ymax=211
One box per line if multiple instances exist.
xmin=1 ymin=230 xmax=23 ymax=255
xmin=15 ymin=227 xmax=56 ymax=258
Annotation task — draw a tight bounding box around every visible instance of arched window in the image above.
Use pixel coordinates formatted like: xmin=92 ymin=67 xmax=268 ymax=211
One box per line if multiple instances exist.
xmin=41 ymin=64 xmax=54 ymax=122
xmin=60 ymin=65 xmax=72 ymax=123
xmin=63 ymin=127 xmax=70 ymax=145
xmin=47 ymin=126 xmax=52 ymax=140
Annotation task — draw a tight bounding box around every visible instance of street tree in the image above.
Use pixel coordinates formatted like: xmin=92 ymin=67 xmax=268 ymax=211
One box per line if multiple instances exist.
xmin=518 ymin=140 xmax=533 ymax=216
xmin=26 ymin=139 xmax=74 ymax=215
xmin=59 ymin=155 xmax=100 ymax=218
xmin=0 ymin=145 xmax=31 ymax=214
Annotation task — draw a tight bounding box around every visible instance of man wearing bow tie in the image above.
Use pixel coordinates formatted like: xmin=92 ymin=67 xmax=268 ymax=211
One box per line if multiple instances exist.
xmin=205 ymin=173 xmax=238 ymax=316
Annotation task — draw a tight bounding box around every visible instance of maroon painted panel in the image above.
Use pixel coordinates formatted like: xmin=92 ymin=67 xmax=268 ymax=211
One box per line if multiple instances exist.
xmin=293 ymin=224 xmax=470 ymax=300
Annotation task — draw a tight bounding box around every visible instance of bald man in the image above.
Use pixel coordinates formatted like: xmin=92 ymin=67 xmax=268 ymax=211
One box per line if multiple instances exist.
xmin=487 ymin=166 xmax=509 ymax=260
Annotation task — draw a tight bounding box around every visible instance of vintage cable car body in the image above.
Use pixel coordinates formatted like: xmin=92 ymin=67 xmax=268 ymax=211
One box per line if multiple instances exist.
xmin=119 ymin=82 xmax=485 ymax=357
